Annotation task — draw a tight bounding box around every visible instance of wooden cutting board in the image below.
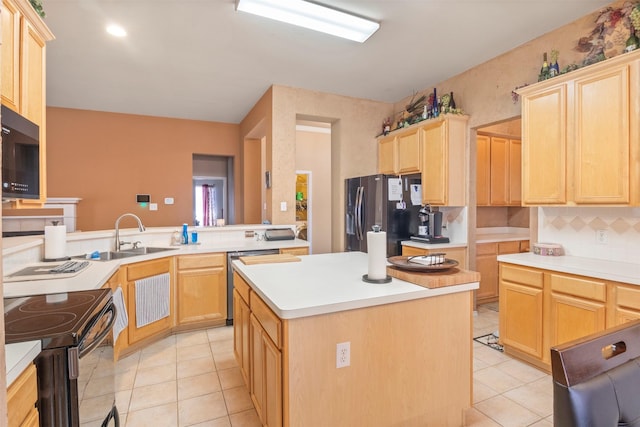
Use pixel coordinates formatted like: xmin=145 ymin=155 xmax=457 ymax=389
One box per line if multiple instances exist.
xmin=240 ymin=254 xmax=301 ymax=265
xmin=387 ymin=265 xmax=480 ymax=289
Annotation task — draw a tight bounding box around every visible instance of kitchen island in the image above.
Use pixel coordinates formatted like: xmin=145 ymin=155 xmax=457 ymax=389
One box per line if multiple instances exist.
xmin=232 ymin=251 xmax=479 ymax=427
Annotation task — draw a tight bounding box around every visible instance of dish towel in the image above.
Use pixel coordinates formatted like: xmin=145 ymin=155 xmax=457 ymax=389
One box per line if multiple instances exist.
xmin=112 ymin=287 xmax=128 ymax=342
xmin=135 ymin=272 xmax=170 ymax=328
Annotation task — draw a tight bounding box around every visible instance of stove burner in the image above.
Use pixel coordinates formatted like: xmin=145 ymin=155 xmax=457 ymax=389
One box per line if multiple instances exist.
xmin=17 ymin=293 xmax=97 ymax=313
xmin=5 ymin=312 xmax=78 ymax=335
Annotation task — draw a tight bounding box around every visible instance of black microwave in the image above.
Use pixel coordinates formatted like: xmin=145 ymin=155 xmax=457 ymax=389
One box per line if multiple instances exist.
xmin=1 ymin=105 xmax=40 ymax=200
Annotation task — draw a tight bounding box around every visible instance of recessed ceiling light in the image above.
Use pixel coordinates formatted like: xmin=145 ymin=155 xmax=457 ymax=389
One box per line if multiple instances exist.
xmin=235 ymin=0 xmax=379 ymax=43
xmin=106 ymin=24 xmax=127 ymax=37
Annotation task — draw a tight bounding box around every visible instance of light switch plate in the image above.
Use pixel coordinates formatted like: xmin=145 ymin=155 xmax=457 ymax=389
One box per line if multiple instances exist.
xmin=280 ymin=201 xmax=287 ymax=211
xmin=149 ymin=203 xmax=158 ymax=211
xmin=164 ymin=197 xmax=174 ymax=205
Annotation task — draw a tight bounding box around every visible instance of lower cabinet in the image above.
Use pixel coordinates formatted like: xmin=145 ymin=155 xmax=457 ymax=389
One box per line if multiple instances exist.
xmin=250 ymin=314 xmax=282 ymax=427
xmin=176 ymin=253 xmax=226 ymax=327
xmin=499 ymin=262 xmax=634 ymax=371
xmin=126 ymin=257 xmax=174 ymax=345
xmin=234 ymin=272 xmax=283 ymax=427
xmin=548 ymin=273 xmax=606 ymax=348
xmin=7 ymin=363 xmax=38 ymax=427
xmin=612 ymin=283 xmax=640 ymax=324
xmin=233 ymin=272 xmax=252 ymax=387
xmin=401 ymin=245 xmax=467 ymax=269
xmin=499 ymin=264 xmax=544 ymax=362
xmin=476 ymin=240 xmax=529 ymax=304
xmin=279 ymin=247 xmax=309 ymax=256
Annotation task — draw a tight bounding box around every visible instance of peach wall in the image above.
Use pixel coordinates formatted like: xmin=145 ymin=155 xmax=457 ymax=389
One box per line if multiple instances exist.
xmin=46 ymin=107 xmax=240 ymax=231
xmin=242 ymin=86 xmax=392 ymax=251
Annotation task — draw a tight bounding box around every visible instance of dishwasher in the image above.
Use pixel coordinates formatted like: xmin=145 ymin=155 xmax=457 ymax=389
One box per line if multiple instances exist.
xmin=226 ymin=249 xmax=279 ymax=325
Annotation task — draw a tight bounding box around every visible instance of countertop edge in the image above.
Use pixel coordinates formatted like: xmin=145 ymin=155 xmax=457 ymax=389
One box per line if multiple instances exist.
xmin=5 ymin=341 xmax=41 ymax=387
xmin=497 ymin=253 xmax=640 ymax=285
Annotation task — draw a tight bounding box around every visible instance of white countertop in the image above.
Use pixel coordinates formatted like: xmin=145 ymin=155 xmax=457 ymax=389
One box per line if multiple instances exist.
xmin=5 ymin=341 xmax=41 ymax=387
xmin=497 ymin=252 xmax=640 ymax=285
xmin=3 ymin=238 xmax=309 ymax=298
xmin=475 ymin=227 xmax=530 ymax=244
xmin=232 ymin=251 xmax=478 ymax=319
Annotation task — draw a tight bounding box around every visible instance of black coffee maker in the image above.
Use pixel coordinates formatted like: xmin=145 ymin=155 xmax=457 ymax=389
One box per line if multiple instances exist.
xmin=416 ymin=205 xmax=449 ymax=243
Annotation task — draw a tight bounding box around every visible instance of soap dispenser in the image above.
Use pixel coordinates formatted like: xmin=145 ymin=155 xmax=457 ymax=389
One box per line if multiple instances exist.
xmin=182 ymin=223 xmax=189 ymax=244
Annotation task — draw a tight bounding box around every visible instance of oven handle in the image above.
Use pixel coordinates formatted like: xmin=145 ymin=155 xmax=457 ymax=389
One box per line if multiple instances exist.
xmin=78 ymin=301 xmax=116 ymax=359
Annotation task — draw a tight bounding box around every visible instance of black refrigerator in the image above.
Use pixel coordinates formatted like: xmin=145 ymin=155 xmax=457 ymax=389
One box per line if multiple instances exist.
xmin=345 ymin=173 xmax=422 ymax=257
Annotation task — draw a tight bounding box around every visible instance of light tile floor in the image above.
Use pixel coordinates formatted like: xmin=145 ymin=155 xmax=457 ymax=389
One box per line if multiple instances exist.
xmin=110 ymin=304 xmax=553 ymax=426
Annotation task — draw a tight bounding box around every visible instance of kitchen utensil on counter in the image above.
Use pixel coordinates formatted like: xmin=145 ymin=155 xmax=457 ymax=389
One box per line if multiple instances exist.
xmin=387 ymin=256 xmax=459 ymax=272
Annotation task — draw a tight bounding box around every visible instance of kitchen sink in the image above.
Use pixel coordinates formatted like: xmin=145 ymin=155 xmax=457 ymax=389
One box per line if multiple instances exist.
xmin=78 ymin=247 xmax=178 ymax=261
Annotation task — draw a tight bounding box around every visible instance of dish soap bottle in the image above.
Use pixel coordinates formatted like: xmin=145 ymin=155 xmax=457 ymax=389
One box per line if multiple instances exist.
xmin=182 ymin=223 xmax=189 ymax=245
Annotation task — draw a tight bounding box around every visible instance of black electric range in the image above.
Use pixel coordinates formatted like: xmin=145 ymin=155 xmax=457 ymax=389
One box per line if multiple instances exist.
xmin=4 ymin=288 xmax=119 ymax=426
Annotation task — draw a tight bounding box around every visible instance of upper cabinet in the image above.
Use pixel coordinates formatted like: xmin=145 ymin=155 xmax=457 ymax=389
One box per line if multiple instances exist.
xmin=378 ymin=115 xmax=468 ymax=206
xmin=1 ymin=0 xmax=54 ymax=206
xmin=421 ymin=115 xmax=468 ymax=206
xmin=519 ymin=50 xmax=640 ymax=206
xmin=377 ymin=126 xmax=422 ymax=175
xmin=476 ymin=134 xmax=521 ymax=206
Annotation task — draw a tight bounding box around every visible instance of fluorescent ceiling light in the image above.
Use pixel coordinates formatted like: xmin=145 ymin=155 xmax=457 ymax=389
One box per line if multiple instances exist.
xmin=236 ymin=0 xmax=380 ymax=43
xmin=106 ymin=24 xmax=127 ymax=37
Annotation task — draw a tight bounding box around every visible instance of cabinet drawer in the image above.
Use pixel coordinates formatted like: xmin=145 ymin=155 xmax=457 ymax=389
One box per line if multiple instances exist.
xmin=549 ymin=273 xmax=606 ymax=302
xmin=500 ymin=264 xmax=543 ymax=288
xmin=498 ymin=241 xmax=521 ymax=254
xmin=234 ymin=271 xmax=251 ymax=304
xmin=250 ymin=293 xmax=281 ymax=348
xmin=616 ymin=285 xmax=640 ymax=311
xmin=126 ymin=258 xmax=171 ymax=281
xmin=476 ymin=242 xmax=497 ymax=256
xmin=178 ymin=253 xmax=225 ymax=269
xmin=519 ymin=240 xmax=530 ymax=252
xmin=280 ymin=247 xmax=309 ymax=256
xmin=7 ymin=363 xmax=37 ymax=427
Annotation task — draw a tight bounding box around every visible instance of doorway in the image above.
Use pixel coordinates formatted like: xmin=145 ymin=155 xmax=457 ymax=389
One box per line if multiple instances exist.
xmin=295 ymin=120 xmax=331 ymax=254
xmin=192 ymin=154 xmax=234 ymax=226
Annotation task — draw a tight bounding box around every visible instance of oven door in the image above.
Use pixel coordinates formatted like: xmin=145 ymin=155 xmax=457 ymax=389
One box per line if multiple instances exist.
xmin=76 ymin=300 xmax=119 ymax=427
xmin=37 ymin=299 xmax=119 ymax=427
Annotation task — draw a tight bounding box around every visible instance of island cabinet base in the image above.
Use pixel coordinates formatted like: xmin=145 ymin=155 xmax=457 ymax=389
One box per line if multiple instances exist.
xmin=282 ymin=290 xmax=473 ymax=427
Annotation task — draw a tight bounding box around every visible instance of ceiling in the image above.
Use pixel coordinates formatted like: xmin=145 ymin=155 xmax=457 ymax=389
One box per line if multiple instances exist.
xmin=43 ymin=0 xmax=611 ymax=124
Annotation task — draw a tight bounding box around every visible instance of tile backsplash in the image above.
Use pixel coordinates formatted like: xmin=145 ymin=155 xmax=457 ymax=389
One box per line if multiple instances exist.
xmin=538 ymin=207 xmax=640 ymax=263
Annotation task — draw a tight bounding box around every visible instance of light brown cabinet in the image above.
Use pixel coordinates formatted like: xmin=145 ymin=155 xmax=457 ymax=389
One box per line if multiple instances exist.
xmin=7 ymin=363 xmax=38 ymax=427
xmin=402 ymin=245 xmax=467 ymax=269
xmin=377 ymin=126 xmax=422 ymax=175
xmin=499 ymin=260 xmax=640 ymax=371
xmin=421 ymin=115 xmax=468 ymax=206
xmin=176 ymin=253 xmax=227 ymax=327
xmin=611 ymin=283 xmax=640 ymax=325
xmin=279 ymin=247 xmax=309 ymax=256
xmin=126 ymin=257 xmax=174 ymax=345
xmin=233 ymin=271 xmax=252 ymax=388
xmin=477 ymin=135 xmax=521 ymax=206
xmin=548 ymin=273 xmax=606 ymax=348
xmin=1 ymin=0 xmax=54 ymax=206
xmin=476 ymin=240 xmax=528 ymax=304
xmin=499 ymin=264 xmax=545 ymax=364
xmin=234 ymin=271 xmax=283 ymax=427
xmin=519 ymin=50 xmax=640 ymax=206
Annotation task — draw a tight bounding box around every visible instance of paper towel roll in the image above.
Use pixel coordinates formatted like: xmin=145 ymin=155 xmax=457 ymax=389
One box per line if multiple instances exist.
xmin=44 ymin=225 xmax=67 ymax=260
xmin=367 ymin=230 xmax=387 ymax=280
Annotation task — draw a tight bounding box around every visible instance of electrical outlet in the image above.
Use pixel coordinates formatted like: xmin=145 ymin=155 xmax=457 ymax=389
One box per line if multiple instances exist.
xmin=596 ymin=229 xmax=609 ymax=244
xmin=336 ymin=342 xmax=350 ymax=368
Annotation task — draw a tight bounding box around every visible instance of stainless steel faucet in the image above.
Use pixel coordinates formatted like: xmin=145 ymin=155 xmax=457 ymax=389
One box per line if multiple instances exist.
xmin=115 ymin=213 xmax=145 ymax=251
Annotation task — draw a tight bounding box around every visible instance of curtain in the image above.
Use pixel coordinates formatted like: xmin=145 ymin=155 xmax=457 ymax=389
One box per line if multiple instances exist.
xmin=202 ymin=184 xmax=216 ymax=226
